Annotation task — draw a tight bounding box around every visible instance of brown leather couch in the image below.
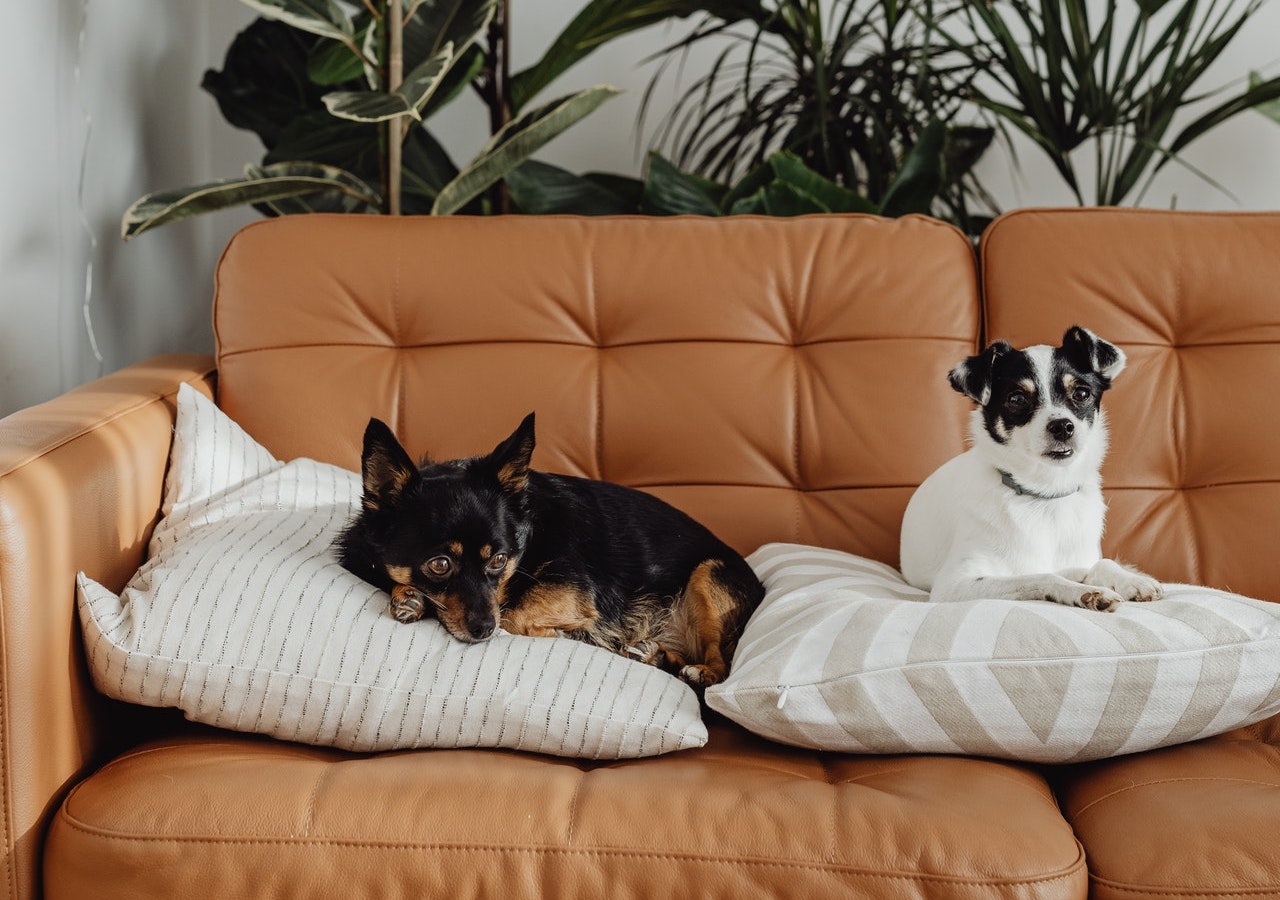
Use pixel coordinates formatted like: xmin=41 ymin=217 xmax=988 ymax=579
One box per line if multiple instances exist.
xmin=2 ymin=209 xmax=1277 ymax=899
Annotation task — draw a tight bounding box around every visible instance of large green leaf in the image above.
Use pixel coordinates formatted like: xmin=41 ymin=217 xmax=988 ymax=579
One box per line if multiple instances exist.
xmin=202 ymin=18 xmax=340 ymax=151
xmin=640 ymin=152 xmax=726 ymax=215
xmin=322 ymin=45 xmax=453 ymax=122
xmin=432 ymin=85 xmax=620 ymax=215
xmin=122 ymin=163 xmax=379 ymax=240
xmin=307 ymin=21 xmax=375 ymax=86
xmin=238 ymin=0 xmax=354 ymax=42
xmin=245 ymin=163 xmax=383 ymax=215
xmin=879 ymin=119 xmax=946 ymax=217
xmin=403 ymin=0 xmax=498 ymax=70
xmin=510 ymin=0 xmax=770 ymax=113
xmin=505 ymin=160 xmax=639 ymax=214
xmin=401 ymin=127 xmax=461 ymax=212
xmin=728 ymin=181 xmax=831 ymax=216
xmin=764 ymin=152 xmax=878 ymax=214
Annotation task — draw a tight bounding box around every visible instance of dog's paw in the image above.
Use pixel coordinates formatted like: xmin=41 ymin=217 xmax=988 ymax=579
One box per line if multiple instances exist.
xmin=679 ymin=663 xmax=724 ymax=687
xmin=1077 ymin=589 xmax=1121 ymax=613
xmin=1085 ymin=559 xmax=1164 ymax=603
xmin=1120 ymin=574 xmax=1164 ymax=603
xmin=389 ymin=586 xmax=427 ymax=623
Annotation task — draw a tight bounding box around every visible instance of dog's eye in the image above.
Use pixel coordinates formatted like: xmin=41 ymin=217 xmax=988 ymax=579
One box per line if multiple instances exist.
xmin=1004 ymin=391 xmax=1029 ymax=411
xmin=486 ymin=552 xmax=509 ymax=573
xmin=424 ymin=556 xmax=453 ymax=577
xmin=1071 ymin=386 xmax=1093 ymax=404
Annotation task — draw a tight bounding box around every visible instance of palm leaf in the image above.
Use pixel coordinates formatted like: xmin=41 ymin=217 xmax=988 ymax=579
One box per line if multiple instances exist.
xmin=1160 ymin=74 xmax=1280 ymax=164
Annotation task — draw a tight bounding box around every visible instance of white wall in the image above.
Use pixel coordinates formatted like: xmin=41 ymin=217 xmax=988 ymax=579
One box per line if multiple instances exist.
xmin=2 ymin=1 xmax=1278 ymax=416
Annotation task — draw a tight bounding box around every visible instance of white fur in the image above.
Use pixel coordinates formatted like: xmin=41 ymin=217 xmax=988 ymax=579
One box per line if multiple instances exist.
xmin=900 ymin=340 xmax=1163 ymax=612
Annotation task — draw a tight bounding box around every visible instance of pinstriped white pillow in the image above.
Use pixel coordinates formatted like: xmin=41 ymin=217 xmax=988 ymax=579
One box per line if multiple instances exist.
xmin=76 ymin=384 xmax=706 ymax=759
xmin=707 ymin=543 xmax=1280 ymax=763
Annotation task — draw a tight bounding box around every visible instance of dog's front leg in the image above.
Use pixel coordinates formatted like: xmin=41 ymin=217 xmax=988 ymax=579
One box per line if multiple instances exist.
xmin=934 ymin=574 xmax=1123 ymax=612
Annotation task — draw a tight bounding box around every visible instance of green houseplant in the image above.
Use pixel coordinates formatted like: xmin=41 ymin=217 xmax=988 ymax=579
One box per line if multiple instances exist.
xmin=123 ymin=0 xmax=647 ymax=236
xmin=943 ymin=0 xmax=1280 ymax=206
xmin=635 ymin=0 xmax=998 ymax=228
xmin=506 ymin=0 xmax=998 ymax=229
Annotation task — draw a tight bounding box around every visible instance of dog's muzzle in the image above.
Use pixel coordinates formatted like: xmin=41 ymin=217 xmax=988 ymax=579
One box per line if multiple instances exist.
xmin=1044 ymin=418 xmax=1076 ymax=459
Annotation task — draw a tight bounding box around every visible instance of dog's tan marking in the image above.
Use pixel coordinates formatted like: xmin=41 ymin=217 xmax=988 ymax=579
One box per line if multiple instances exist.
xmin=362 ymin=447 xmax=415 ymax=510
xmin=495 ymin=429 xmax=534 ymax=493
xmin=674 ymin=559 xmax=742 ymax=687
xmin=1018 ymin=378 xmax=1037 ymax=394
xmin=447 ymin=541 xmax=464 ymax=557
xmin=479 ymin=544 xmax=493 ymax=561
xmin=429 ymin=592 xmax=479 ymax=639
xmin=502 ymin=584 xmax=599 ymax=638
xmin=386 ymin=564 xmax=413 ymax=586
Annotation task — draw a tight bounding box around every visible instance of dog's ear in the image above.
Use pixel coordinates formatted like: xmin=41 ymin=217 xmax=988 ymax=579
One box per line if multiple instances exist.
xmin=1061 ymin=326 xmax=1126 ymax=385
xmin=487 ymin=412 xmax=536 ymax=494
xmin=359 ymin=418 xmax=418 ymax=511
xmin=948 ymin=340 xmax=1012 ymax=405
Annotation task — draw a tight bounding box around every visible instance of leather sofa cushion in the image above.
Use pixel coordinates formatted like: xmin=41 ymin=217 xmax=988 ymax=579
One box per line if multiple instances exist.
xmin=213 ymin=213 xmax=980 ymax=566
xmin=983 ymin=208 xmax=1280 ymax=898
xmin=982 ymin=208 xmax=1280 ymax=602
xmin=1056 ymin=730 xmax=1280 ymax=899
xmin=46 ymin=721 xmax=1086 ymax=899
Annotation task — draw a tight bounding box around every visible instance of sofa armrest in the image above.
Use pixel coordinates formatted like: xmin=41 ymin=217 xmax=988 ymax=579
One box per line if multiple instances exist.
xmin=0 ymin=354 xmax=214 ymax=899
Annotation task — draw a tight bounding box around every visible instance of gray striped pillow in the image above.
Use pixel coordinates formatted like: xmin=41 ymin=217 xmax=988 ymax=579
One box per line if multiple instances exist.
xmin=76 ymin=384 xmax=706 ymax=759
xmin=706 ymin=543 xmax=1280 ymax=762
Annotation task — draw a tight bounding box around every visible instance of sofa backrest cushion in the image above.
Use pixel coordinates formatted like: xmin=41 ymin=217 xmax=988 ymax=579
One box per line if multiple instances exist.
xmin=982 ymin=208 xmax=1280 ymax=602
xmin=214 ymin=214 xmax=979 ymax=564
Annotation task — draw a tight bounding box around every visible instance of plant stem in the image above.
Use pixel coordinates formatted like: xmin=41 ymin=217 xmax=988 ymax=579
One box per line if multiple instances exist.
xmin=808 ymin=0 xmax=834 ymax=178
xmin=387 ymin=0 xmax=405 ymax=215
xmin=485 ymin=0 xmax=513 ymax=213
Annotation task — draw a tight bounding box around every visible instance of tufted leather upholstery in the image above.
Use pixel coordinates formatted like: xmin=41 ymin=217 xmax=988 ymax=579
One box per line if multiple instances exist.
xmin=213 ymin=214 xmax=979 ymax=566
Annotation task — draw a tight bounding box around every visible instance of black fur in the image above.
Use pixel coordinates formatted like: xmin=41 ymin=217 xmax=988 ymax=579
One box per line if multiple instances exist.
xmin=336 ymin=413 xmax=764 ymax=687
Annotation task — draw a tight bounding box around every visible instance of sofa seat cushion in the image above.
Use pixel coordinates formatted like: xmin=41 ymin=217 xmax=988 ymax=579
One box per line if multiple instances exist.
xmin=46 ymin=720 xmax=1087 ymax=900
xmin=1055 ymin=723 xmax=1280 ymax=899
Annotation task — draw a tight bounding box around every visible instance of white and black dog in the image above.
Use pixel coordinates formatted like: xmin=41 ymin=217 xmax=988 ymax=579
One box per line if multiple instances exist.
xmin=899 ymin=325 xmax=1163 ymax=612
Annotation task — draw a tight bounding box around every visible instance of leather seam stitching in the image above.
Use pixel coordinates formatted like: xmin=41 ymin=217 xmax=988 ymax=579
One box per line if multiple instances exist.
xmin=52 ymin=815 xmax=1087 ymax=886
xmin=1072 ymin=775 xmax=1280 ymax=821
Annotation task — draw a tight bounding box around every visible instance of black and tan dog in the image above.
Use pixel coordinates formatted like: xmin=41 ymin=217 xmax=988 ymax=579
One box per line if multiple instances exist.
xmin=336 ymin=413 xmax=763 ymax=687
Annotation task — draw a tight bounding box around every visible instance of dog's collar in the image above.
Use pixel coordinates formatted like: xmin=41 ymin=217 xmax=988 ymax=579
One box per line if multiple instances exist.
xmin=998 ymin=470 xmax=1080 ymax=501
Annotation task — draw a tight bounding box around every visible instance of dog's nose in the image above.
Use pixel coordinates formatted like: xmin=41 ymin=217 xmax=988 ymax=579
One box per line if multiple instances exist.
xmin=1047 ymin=418 xmax=1075 ymax=441
xmin=466 ymin=613 xmax=497 ymax=641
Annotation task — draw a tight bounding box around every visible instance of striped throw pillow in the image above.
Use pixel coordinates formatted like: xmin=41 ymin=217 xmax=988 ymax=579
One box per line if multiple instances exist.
xmin=707 ymin=543 xmax=1280 ymax=763
xmin=76 ymin=385 xmax=706 ymax=759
